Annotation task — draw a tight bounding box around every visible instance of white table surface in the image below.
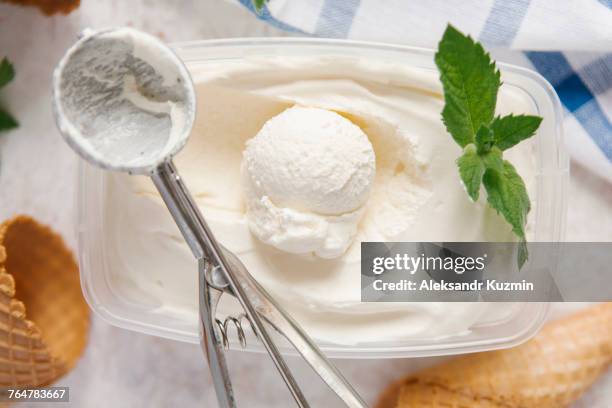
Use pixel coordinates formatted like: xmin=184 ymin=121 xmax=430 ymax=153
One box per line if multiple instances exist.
xmin=0 ymin=1 xmax=610 ymax=407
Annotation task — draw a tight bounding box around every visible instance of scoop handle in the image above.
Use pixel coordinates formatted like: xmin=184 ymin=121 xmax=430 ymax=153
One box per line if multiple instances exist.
xmin=150 ymin=160 xmax=309 ymax=408
xmin=151 ymin=162 xmax=236 ymax=407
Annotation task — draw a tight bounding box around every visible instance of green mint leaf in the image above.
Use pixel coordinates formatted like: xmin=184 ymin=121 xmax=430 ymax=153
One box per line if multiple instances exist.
xmin=253 ymin=0 xmax=267 ymax=12
xmin=0 ymin=109 xmax=18 ymax=131
xmin=0 ymin=58 xmax=15 ymax=89
xmin=475 ymin=125 xmax=494 ymax=154
xmin=483 ymin=160 xmax=531 ymax=241
xmin=490 ymin=114 xmax=542 ymax=150
xmin=483 ymin=161 xmax=531 ymax=267
xmin=434 ymin=24 xmax=501 ymax=147
xmin=457 ymin=144 xmax=484 ymax=202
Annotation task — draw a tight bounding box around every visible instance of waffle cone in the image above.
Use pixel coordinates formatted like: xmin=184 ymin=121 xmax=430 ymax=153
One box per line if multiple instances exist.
xmin=376 ymin=303 xmax=612 ymax=408
xmin=0 ymin=0 xmax=80 ymax=15
xmin=0 ymin=215 xmax=90 ymax=387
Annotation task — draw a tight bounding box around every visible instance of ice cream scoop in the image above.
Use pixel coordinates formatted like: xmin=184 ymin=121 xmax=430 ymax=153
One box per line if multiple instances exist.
xmin=53 ymin=28 xmax=195 ymax=174
xmin=242 ymin=106 xmax=376 ymax=258
xmin=52 ymin=27 xmax=366 ymax=408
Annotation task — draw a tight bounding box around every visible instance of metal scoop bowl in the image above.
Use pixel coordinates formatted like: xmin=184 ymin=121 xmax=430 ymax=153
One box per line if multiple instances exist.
xmin=52 ymin=27 xmax=367 ymax=408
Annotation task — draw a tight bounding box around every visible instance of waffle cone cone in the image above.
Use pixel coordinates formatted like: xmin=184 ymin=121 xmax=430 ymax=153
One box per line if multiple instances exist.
xmin=0 ymin=215 xmax=90 ymax=387
xmin=375 ymin=303 xmax=612 ymax=408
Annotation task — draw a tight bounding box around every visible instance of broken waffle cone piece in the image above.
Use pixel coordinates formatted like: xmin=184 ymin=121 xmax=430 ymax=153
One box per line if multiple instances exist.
xmin=1 ymin=0 xmax=80 ymax=15
xmin=376 ymin=303 xmax=612 ymax=408
xmin=0 ymin=215 xmax=90 ymax=387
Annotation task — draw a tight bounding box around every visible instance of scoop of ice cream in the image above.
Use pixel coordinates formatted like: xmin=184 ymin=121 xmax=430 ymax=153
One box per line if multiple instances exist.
xmin=241 ymin=106 xmax=376 ymax=258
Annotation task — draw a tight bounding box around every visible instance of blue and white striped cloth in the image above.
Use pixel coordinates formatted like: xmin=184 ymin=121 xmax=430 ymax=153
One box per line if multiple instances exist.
xmin=238 ymin=0 xmax=612 ymax=183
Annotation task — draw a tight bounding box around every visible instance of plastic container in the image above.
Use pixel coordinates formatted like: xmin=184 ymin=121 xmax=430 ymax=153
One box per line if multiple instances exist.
xmin=77 ymin=38 xmax=568 ymax=358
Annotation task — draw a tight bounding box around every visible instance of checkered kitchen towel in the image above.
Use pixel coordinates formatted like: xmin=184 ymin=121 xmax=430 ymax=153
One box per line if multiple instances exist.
xmin=239 ymin=0 xmax=612 ymax=183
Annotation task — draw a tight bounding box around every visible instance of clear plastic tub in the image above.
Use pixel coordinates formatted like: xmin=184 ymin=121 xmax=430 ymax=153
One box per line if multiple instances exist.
xmin=77 ymin=38 xmax=568 ymax=358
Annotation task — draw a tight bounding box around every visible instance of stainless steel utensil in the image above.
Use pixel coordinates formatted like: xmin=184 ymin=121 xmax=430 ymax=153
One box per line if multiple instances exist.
xmin=52 ymin=27 xmax=367 ymax=408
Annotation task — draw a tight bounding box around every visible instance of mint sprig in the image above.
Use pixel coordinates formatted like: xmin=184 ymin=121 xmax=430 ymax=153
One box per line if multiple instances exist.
xmin=0 ymin=57 xmax=18 ymax=132
xmin=435 ymin=25 xmax=542 ymax=268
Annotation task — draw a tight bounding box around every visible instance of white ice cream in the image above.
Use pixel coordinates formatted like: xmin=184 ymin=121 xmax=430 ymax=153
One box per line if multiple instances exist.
xmin=102 ymin=56 xmax=538 ymax=346
xmin=242 ymin=106 xmax=375 ymax=258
